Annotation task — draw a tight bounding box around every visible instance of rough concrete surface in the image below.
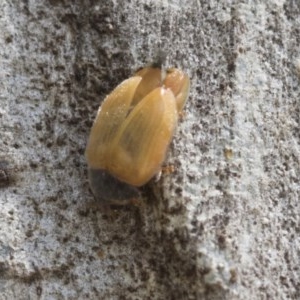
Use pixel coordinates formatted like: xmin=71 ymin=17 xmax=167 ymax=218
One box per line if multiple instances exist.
xmin=0 ymin=0 xmax=299 ymax=299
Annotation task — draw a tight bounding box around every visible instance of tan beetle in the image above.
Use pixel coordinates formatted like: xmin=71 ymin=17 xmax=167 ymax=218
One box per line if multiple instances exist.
xmin=85 ymin=67 xmax=190 ymax=205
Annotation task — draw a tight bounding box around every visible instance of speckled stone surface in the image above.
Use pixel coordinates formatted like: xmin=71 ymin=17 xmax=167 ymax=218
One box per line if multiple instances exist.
xmin=0 ymin=1 xmax=299 ymax=299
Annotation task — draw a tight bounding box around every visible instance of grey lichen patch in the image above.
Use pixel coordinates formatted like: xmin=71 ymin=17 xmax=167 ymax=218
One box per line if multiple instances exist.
xmin=295 ymin=57 xmax=300 ymax=78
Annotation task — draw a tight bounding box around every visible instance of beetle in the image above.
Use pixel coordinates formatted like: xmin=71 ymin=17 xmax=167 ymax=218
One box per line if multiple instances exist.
xmin=85 ymin=67 xmax=190 ymax=205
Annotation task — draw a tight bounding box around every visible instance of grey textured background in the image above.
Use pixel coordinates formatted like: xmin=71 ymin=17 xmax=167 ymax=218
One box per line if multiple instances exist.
xmin=0 ymin=1 xmax=300 ymax=299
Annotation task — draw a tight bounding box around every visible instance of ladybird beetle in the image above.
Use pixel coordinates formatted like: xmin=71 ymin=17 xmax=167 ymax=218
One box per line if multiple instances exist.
xmin=85 ymin=67 xmax=190 ymax=205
